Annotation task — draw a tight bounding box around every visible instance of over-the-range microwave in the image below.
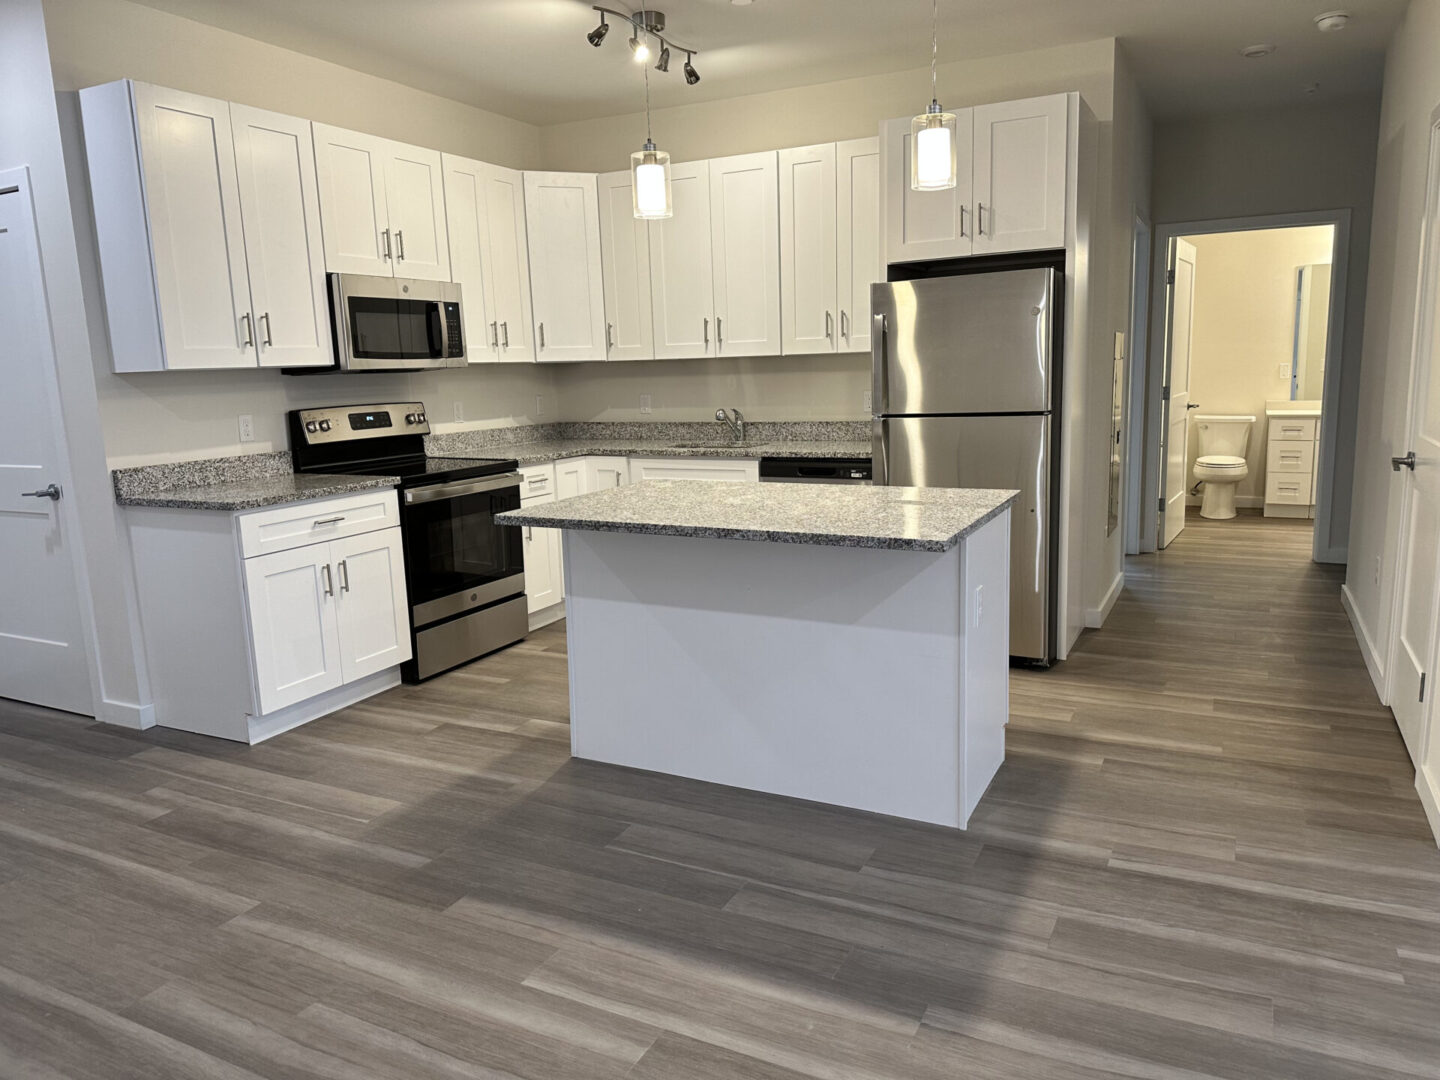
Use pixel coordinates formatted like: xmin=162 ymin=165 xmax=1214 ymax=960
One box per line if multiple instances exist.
xmin=307 ymin=272 xmax=466 ymax=373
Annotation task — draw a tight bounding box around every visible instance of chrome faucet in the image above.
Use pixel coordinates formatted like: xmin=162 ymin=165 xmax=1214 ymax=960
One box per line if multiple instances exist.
xmin=715 ymin=407 xmax=745 ymax=444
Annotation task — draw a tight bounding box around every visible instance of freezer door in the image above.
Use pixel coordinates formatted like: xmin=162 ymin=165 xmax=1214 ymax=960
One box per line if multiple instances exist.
xmin=877 ymin=414 xmax=1052 ymax=661
xmin=871 ymin=268 xmax=1053 ymax=416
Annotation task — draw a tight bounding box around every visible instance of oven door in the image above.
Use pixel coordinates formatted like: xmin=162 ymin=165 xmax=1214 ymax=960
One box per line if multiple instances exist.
xmin=401 ymin=473 xmax=525 ymax=626
xmin=332 ymin=274 xmax=464 ymax=371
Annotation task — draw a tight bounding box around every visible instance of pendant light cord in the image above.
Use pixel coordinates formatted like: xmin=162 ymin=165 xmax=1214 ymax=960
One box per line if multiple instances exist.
xmin=640 ymin=6 xmax=653 ymax=144
xmin=930 ymin=0 xmax=939 ymax=106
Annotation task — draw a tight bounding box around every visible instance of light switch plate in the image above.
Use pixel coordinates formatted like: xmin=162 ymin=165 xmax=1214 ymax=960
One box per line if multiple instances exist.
xmin=535 ymin=395 xmax=545 ymax=416
xmin=237 ymin=414 xmax=254 ymax=443
xmin=639 ymin=394 xmax=652 ymax=414
xmin=453 ymin=401 xmax=464 ymax=423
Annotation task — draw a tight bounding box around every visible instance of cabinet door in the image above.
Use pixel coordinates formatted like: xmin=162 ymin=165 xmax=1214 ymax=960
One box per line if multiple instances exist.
xmin=524 ymin=171 xmax=607 ymax=362
xmin=555 ymin=458 xmax=586 ymax=500
xmin=650 ymin=160 xmax=715 ymax=359
xmin=385 ymin=142 xmax=450 ymax=282
xmin=709 ymin=151 xmax=781 ymax=357
xmin=313 ymin=123 xmax=392 ymax=276
xmin=520 ymin=492 xmax=562 ymax=613
xmin=443 ymin=154 xmax=497 ymax=362
xmin=629 ymin=458 xmax=759 ymax=482
xmin=597 ymin=170 xmax=655 ymax=362
xmin=132 ymin=83 xmax=256 ymax=369
xmin=585 ymin=456 xmax=630 ymax=490
xmin=836 ymin=136 xmax=882 ymax=354
xmin=230 ymin=104 xmax=331 ymax=369
xmin=881 ymin=111 xmax=974 ymax=264
xmin=481 ymin=164 xmax=536 ymax=361
xmin=972 ymin=95 xmax=1068 ymax=254
xmin=243 ymin=545 xmax=343 ymax=714
xmin=778 ymin=144 xmax=837 ymax=356
xmin=331 ymin=528 xmax=411 ymax=683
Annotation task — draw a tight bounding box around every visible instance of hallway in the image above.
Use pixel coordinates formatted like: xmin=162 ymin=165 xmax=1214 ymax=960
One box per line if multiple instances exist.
xmin=0 ymin=514 xmax=1436 ymax=1078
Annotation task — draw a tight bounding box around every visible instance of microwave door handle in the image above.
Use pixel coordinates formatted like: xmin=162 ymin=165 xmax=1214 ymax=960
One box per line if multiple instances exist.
xmin=427 ymin=302 xmax=443 ymax=357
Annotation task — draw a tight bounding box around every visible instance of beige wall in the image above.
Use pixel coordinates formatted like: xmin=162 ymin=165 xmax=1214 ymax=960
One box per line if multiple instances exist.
xmin=1152 ymin=99 xmax=1380 ymax=556
xmin=1182 ymin=226 xmax=1334 ymax=501
xmin=1346 ymin=0 xmax=1440 ymax=695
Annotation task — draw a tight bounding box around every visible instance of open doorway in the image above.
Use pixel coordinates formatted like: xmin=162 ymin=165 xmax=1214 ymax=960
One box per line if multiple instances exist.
xmin=1135 ymin=212 xmax=1350 ymax=558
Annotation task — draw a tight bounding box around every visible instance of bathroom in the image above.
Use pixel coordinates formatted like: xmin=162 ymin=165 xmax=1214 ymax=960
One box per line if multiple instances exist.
xmin=1178 ymin=224 xmax=1337 ymax=533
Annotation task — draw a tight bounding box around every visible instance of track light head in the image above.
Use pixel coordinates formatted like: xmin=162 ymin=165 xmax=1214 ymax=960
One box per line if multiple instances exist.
xmin=630 ymin=33 xmax=651 ymax=63
xmin=654 ymin=44 xmax=670 ymax=72
xmin=586 ymin=14 xmax=608 ymax=46
xmin=683 ymin=53 xmax=699 ymax=84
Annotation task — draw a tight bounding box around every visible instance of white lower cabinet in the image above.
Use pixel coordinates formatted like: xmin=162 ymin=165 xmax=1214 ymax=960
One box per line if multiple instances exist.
xmin=126 ymin=490 xmax=410 ymax=744
xmin=519 ymin=464 xmax=564 ymax=624
xmin=628 ymin=458 xmax=759 ymax=482
xmin=586 ymin=457 xmax=630 ymax=490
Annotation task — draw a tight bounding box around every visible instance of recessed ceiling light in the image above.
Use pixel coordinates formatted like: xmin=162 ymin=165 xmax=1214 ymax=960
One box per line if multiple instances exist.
xmin=1302 ymin=82 xmax=1320 ymax=95
xmin=1240 ymin=43 xmax=1278 ymax=58
xmin=1314 ymin=10 xmax=1351 ymax=32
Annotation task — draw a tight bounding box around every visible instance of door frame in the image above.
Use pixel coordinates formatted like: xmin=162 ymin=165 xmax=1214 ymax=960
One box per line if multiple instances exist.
xmin=1124 ymin=212 xmax=1152 ymax=556
xmin=0 ymin=167 xmax=99 ymax=715
xmin=1139 ymin=209 xmax=1352 ymax=558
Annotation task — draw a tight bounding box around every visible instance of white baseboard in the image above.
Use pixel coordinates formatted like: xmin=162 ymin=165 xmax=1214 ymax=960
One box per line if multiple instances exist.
xmin=97 ymin=698 xmax=156 ymax=730
xmin=1418 ymin=763 xmax=1440 ymax=849
xmin=1086 ymin=571 xmax=1124 ymax=629
xmin=529 ymin=600 xmax=566 ymax=631
xmin=1341 ymin=583 xmax=1386 ymax=704
xmin=246 ymin=668 xmax=399 ymax=745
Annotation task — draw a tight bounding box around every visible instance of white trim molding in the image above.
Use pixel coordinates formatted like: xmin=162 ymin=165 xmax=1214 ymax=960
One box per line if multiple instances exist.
xmin=96 ymin=699 xmax=156 ymax=730
xmin=1086 ymin=571 xmax=1125 ymax=628
xmin=1417 ymin=763 xmax=1440 ymax=849
xmin=1342 ymin=583 xmax=1386 ymax=703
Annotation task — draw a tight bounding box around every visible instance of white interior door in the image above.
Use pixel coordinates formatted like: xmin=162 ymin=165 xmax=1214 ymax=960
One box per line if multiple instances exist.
xmin=384 ymin=143 xmax=450 ymax=282
xmin=1392 ymin=120 xmax=1440 ymax=765
xmin=481 ymin=163 xmax=534 ymax=361
xmin=779 ymin=143 xmax=838 ymax=355
xmin=1159 ymin=237 xmax=1197 ymax=549
xmin=597 ymin=170 xmax=655 ymax=362
xmin=709 ymin=151 xmax=781 ymax=357
xmin=651 ymin=160 xmax=714 ymax=359
xmin=442 ymin=154 xmax=497 ymax=362
xmin=242 ymin=544 xmax=344 ymax=715
xmin=229 ymin=104 xmax=330 ymax=369
xmin=837 ymin=136 xmax=881 ymax=354
xmin=524 ymin=171 xmax=607 ymax=362
xmin=132 ymin=83 xmax=255 ymax=369
xmin=0 ymin=174 xmax=92 ymax=715
xmin=312 ymin=123 xmax=392 ymax=276
xmin=332 ymin=529 xmax=411 ymax=683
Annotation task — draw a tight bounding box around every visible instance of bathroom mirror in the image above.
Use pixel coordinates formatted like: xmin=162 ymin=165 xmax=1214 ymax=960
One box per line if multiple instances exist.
xmin=1107 ymin=332 xmax=1124 ymax=536
xmin=1291 ymin=263 xmax=1332 ymax=401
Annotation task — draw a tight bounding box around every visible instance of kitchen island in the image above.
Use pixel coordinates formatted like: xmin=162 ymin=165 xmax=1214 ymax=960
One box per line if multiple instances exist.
xmin=499 ymin=481 xmax=1016 ymax=828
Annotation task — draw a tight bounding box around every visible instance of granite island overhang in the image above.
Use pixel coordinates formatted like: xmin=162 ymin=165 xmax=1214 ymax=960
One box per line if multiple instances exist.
xmin=499 ymin=480 xmax=1018 ymax=828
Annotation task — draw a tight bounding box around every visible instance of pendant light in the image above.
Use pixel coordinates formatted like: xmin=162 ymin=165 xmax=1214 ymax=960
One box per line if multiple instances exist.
xmin=910 ymin=0 xmax=956 ymax=191
xmin=631 ymin=16 xmax=673 ymax=219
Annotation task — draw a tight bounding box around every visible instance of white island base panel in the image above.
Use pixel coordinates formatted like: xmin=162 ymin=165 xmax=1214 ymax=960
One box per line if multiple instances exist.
xmin=562 ymin=509 xmax=1010 ymax=829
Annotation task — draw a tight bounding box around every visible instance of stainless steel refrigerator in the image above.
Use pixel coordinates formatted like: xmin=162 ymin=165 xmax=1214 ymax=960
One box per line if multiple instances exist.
xmin=871 ymin=267 xmax=1059 ymax=664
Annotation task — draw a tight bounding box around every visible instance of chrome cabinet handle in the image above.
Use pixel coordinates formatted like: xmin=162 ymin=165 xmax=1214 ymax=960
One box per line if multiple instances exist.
xmin=338 ymin=559 xmax=350 ymax=592
xmin=716 ymin=316 xmax=723 ymax=347
xmin=240 ymin=313 xmax=254 ymax=348
xmin=490 ymin=321 xmax=499 ymax=349
xmin=703 ymin=317 xmax=709 ymax=347
xmin=538 ymin=323 xmax=545 ymax=350
xmin=20 ymin=484 xmax=61 ymax=500
xmin=825 ymin=311 xmax=833 ymax=339
xmin=1393 ymin=451 xmax=1417 ymax=472
xmin=260 ymin=312 xmax=273 ymax=347
xmin=977 ymin=203 xmax=987 ymax=236
xmin=501 ymin=321 xmax=509 ymax=348
xmin=381 ymin=228 xmax=392 ymax=260
xmin=840 ymin=310 xmax=849 ymax=339
xmin=322 ymin=563 xmax=334 ymax=597
xmin=606 ymin=323 xmax=614 ymax=350
xmin=396 ymin=230 xmax=405 ymax=261
xmin=313 ymin=515 xmax=346 ymax=526
xmin=959 ymin=204 xmax=968 ymax=238
xmin=525 ymin=525 xmax=533 ymax=541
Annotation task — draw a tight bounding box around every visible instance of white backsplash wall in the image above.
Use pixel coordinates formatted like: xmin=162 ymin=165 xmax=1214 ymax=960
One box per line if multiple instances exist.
xmin=557 ymin=354 xmax=871 ymax=422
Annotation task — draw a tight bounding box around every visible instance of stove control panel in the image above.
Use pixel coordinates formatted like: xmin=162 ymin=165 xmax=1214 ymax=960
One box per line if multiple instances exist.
xmin=292 ymin=402 xmax=430 ymax=445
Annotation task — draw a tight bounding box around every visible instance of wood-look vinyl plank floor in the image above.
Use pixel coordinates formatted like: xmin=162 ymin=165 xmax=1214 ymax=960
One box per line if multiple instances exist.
xmin=0 ymin=511 xmax=1437 ymax=1078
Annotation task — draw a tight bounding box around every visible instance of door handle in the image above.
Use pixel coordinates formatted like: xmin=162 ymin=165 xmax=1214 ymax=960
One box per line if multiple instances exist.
xmin=322 ymin=563 xmax=334 ymax=597
xmin=840 ymin=310 xmax=849 ymax=339
xmin=338 ymin=559 xmax=350 ymax=592
xmin=1393 ymin=451 xmax=1417 ymax=472
xmin=977 ymin=202 xmax=987 ymax=236
xmin=381 ymin=228 xmax=392 ymax=260
xmin=1187 ymin=403 xmax=1200 ymax=410
xmin=20 ymin=484 xmax=61 ymax=500
xmin=703 ymin=317 xmax=709 ymax=347
xmin=606 ymin=322 xmax=614 ymax=350
xmin=538 ymin=322 xmax=545 ymax=350
xmin=825 ymin=311 xmax=833 ymax=339
xmin=959 ymin=204 xmax=968 ymax=238
xmin=716 ymin=316 xmax=723 ymax=347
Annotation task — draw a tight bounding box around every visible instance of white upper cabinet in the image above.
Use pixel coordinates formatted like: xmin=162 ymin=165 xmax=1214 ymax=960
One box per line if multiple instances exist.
xmin=971 ymin=95 xmax=1068 ymax=255
xmin=230 ymin=103 xmax=331 ymax=369
xmin=881 ymin=111 xmax=974 ymax=264
xmin=883 ymin=94 xmax=1070 ymax=264
xmin=482 ymin=163 xmax=536 ymax=360
xmin=597 ymin=170 xmax=655 ymax=362
xmin=523 ymin=171 xmax=607 ymax=363
xmin=313 ymin=124 xmax=450 ymax=281
xmin=708 ymin=151 xmax=781 ymax=357
xmin=779 ymin=143 xmax=838 ymax=356
xmin=442 ymin=154 xmax=495 ymax=362
xmin=80 ymin=81 xmax=256 ymax=371
xmin=651 ymin=160 xmax=715 ymax=359
xmin=836 ymin=136 xmax=882 ymax=354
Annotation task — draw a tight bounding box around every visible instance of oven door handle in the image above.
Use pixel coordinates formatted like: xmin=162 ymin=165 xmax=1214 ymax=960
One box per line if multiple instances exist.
xmin=403 ymin=472 xmax=521 ymax=505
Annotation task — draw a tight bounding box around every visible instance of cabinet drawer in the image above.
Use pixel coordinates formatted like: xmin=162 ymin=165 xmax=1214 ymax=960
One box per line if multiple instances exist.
xmin=629 ymin=457 xmax=760 ymax=483
xmin=1268 ymin=416 xmax=1317 ymax=441
xmin=1266 ymin=439 xmax=1314 ymax=474
xmin=1265 ymin=473 xmax=1311 ymax=505
xmin=238 ymin=489 xmax=400 ymax=558
xmin=519 ymin=463 xmax=555 ymax=499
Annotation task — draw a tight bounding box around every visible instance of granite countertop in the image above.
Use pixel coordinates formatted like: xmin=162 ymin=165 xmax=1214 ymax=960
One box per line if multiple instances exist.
xmin=494 ymin=438 xmax=872 ymax=465
xmin=115 ymin=472 xmax=400 ymax=511
xmin=498 ymin=480 xmax=1018 ymax=552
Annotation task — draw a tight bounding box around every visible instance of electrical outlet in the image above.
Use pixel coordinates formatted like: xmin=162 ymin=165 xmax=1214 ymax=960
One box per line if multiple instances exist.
xmin=453 ymin=401 xmax=464 ymax=423
xmin=535 ymin=394 xmax=545 ymax=416
xmin=639 ymin=394 xmax=652 ymax=414
xmin=863 ymin=389 xmax=872 ymax=412
xmin=237 ymin=414 xmax=254 ymax=443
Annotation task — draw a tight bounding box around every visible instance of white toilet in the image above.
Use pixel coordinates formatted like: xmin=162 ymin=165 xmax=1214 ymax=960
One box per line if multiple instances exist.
xmin=1192 ymin=415 xmax=1256 ymax=520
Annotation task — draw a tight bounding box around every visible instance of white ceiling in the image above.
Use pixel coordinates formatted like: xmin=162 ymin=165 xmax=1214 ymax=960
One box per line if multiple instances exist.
xmin=124 ymin=0 xmax=1407 ymax=124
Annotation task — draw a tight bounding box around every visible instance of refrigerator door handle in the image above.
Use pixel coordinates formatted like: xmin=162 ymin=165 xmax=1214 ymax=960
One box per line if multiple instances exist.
xmin=872 ymin=312 xmax=887 ymax=416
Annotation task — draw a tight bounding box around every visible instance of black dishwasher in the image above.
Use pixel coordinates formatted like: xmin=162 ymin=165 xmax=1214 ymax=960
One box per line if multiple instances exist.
xmin=758 ymin=458 xmax=872 ymax=484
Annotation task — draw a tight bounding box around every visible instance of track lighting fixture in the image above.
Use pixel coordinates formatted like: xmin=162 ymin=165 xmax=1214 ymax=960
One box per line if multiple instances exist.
xmin=586 ymin=6 xmax=698 ymax=85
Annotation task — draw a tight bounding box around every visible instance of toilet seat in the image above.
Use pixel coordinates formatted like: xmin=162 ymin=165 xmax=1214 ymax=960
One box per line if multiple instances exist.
xmin=1196 ymin=454 xmax=1246 ymax=469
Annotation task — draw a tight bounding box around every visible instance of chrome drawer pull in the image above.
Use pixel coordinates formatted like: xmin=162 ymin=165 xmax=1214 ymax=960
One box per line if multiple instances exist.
xmin=313 ymin=516 xmax=346 ymax=526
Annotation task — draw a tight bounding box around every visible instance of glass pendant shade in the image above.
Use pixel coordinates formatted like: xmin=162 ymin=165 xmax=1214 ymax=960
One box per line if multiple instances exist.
xmin=632 ymin=142 xmax=673 ymax=219
xmin=911 ymin=105 xmax=958 ymax=191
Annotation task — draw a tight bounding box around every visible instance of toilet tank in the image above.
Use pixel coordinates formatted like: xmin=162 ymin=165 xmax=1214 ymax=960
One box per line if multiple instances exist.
xmin=1194 ymin=415 xmax=1255 ymax=458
